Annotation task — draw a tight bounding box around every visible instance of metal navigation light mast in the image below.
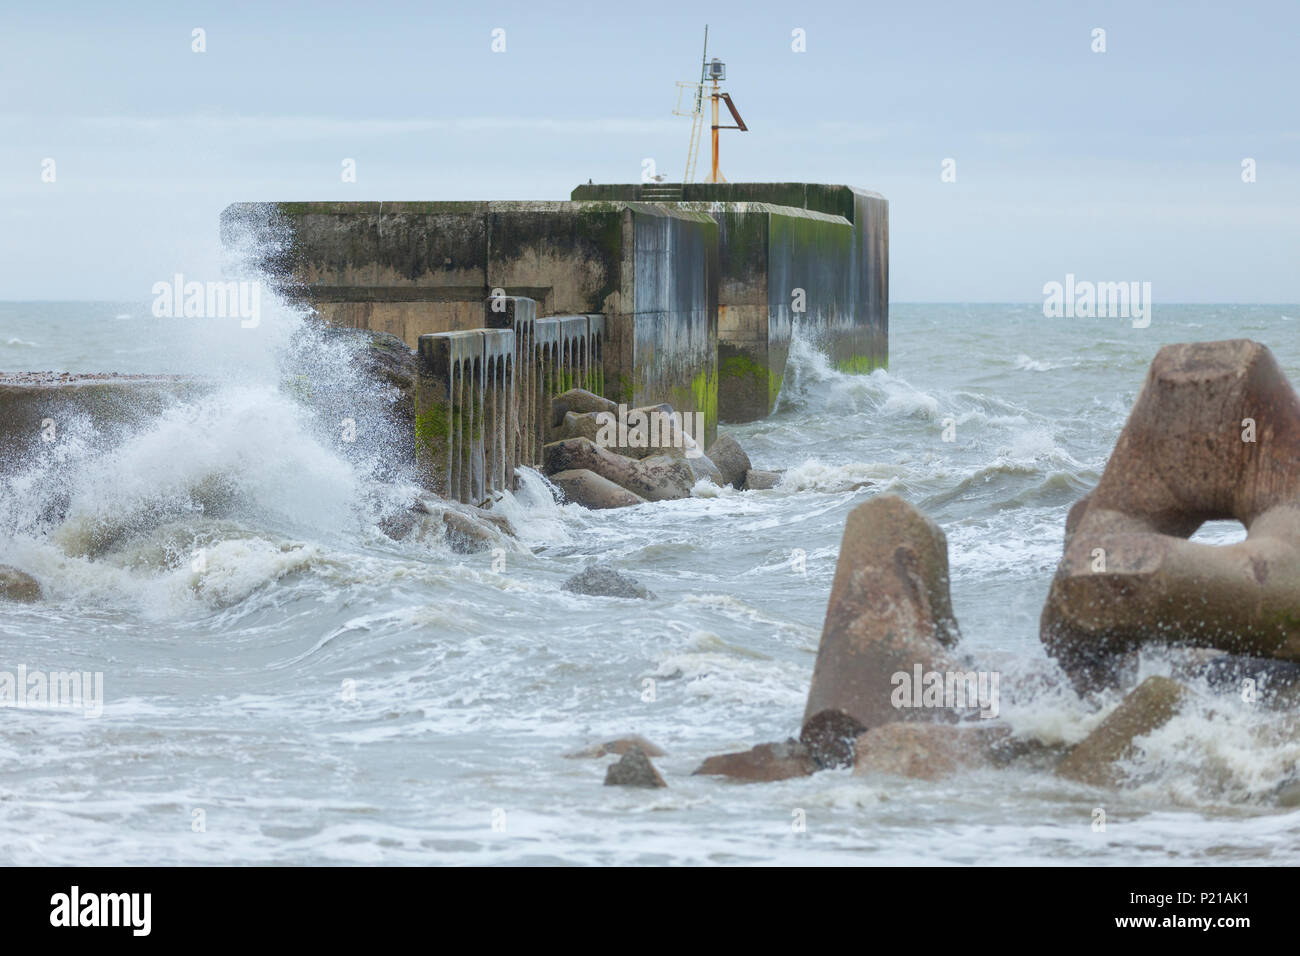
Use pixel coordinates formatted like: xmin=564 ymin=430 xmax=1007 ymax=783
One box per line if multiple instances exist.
xmin=673 ymin=26 xmax=748 ymax=183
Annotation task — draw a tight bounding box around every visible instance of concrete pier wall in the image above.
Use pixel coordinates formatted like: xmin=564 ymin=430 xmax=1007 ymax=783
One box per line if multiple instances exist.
xmin=220 ymin=181 xmax=886 ymax=476
xmin=570 ymin=183 xmax=888 ymax=421
xmin=222 ymin=200 xmax=718 ymax=444
xmin=699 ymin=202 xmax=854 ymax=420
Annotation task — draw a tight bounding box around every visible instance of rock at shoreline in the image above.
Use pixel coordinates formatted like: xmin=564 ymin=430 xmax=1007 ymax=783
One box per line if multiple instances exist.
xmin=693 ymin=739 xmax=818 ymax=782
xmin=1054 ymin=675 xmax=1188 ymax=788
xmin=550 ymin=469 xmax=647 ymax=510
xmin=604 ymin=746 xmax=667 ymax=788
xmin=567 ymin=735 xmax=666 ymax=759
xmin=685 ymin=453 xmax=724 ymax=486
xmin=542 ymin=437 xmax=694 ymax=502
xmin=441 ymin=509 xmax=504 ymax=554
xmin=802 ymin=494 xmax=962 ymax=736
xmin=1041 ymin=340 xmax=1300 ymax=693
xmin=555 ymin=404 xmax=706 ymax=463
xmin=551 ymin=388 xmax=617 ymax=428
xmin=562 ymin=565 xmax=656 ymax=600
xmin=0 ymin=566 xmax=41 ymax=603
xmin=743 ymin=469 xmax=783 ymax=491
xmin=387 ymin=497 xmax=513 ymax=554
xmin=706 ymin=434 xmax=751 ymax=489
xmin=799 ymin=709 xmax=868 ymax=769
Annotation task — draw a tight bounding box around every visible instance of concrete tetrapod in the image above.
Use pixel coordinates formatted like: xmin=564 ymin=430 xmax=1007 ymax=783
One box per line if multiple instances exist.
xmin=1041 ymin=340 xmax=1300 ymax=693
xmin=802 ymin=494 xmax=963 ymax=744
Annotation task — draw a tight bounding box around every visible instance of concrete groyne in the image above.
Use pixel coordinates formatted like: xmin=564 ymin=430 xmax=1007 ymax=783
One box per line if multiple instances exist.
xmin=414 ymin=298 xmax=607 ymax=503
xmin=220 ymin=182 xmax=888 ymax=504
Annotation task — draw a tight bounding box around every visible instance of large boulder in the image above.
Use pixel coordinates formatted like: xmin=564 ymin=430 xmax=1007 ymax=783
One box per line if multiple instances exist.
xmin=388 ymin=497 xmax=513 ymax=554
xmin=562 ymin=565 xmax=656 ymax=600
xmin=440 ymin=509 xmax=505 ymax=554
xmin=706 ymin=434 xmax=752 ymax=489
xmin=549 ymin=469 xmax=647 ymax=510
xmin=684 ymin=452 xmax=724 ymax=486
xmin=743 ymin=469 xmax=783 ymax=491
xmin=802 ymin=495 xmax=963 ymax=737
xmin=550 ymin=388 xmax=616 ymax=427
xmin=1055 ymin=675 xmax=1188 ymax=787
xmin=1041 ymin=340 xmax=1300 ymax=693
xmin=0 ymin=566 xmax=41 ymax=603
xmin=541 ymin=438 xmax=694 ymax=502
xmin=555 ymin=404 xmax=705 ymax=462
xmin=0 ymin=373 xmax=209 ymax=476
xmin=603 ymin=746 xmax=667 ymax=788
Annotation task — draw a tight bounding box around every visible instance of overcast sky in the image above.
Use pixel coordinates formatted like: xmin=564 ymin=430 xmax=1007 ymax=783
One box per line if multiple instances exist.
xmin=2 ymin=0 xmax=1297 ymax=302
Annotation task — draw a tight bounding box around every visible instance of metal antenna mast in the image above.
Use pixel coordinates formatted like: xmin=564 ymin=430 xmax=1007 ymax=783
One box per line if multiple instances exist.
xmin=673 ymin=26 xmax=709 ymax=183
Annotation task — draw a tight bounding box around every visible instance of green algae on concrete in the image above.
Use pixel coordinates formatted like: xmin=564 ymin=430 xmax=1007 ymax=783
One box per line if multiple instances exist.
xmin=835 ymin=354 xmax=887 ymax=375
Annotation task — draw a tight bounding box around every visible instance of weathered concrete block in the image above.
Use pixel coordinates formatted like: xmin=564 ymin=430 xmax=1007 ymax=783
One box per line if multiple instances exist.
xmin=571 ymin=183 xmax=889 ymax=422
xmin=853 ymin=723 xmax=1004 ymax=781
xmin=802 ymin=495 xmax=962 ymax=735
xmin=1041 ymin=340 xmax=1300 ymax=692
xmin=1055 ymin=676 xmax=1188 ymax=787
xmin=693 ymin=739 xmax=818 ymax=782
xmin=484 ymin=295 xmax=537 ymax=466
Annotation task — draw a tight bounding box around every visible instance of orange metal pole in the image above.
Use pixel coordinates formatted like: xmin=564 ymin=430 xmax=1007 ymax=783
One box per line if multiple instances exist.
xmin=710 ymin=79 xmax=720 ymax=182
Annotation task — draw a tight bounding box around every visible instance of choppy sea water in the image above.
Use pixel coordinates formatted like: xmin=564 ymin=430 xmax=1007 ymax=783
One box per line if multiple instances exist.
xmin=1 ymin=299 xmax=1298 ymax=865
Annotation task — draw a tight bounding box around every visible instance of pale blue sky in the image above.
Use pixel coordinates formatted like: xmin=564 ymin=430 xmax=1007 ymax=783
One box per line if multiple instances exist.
xmin=1 ymin=0 xmax=1296 ymax=301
